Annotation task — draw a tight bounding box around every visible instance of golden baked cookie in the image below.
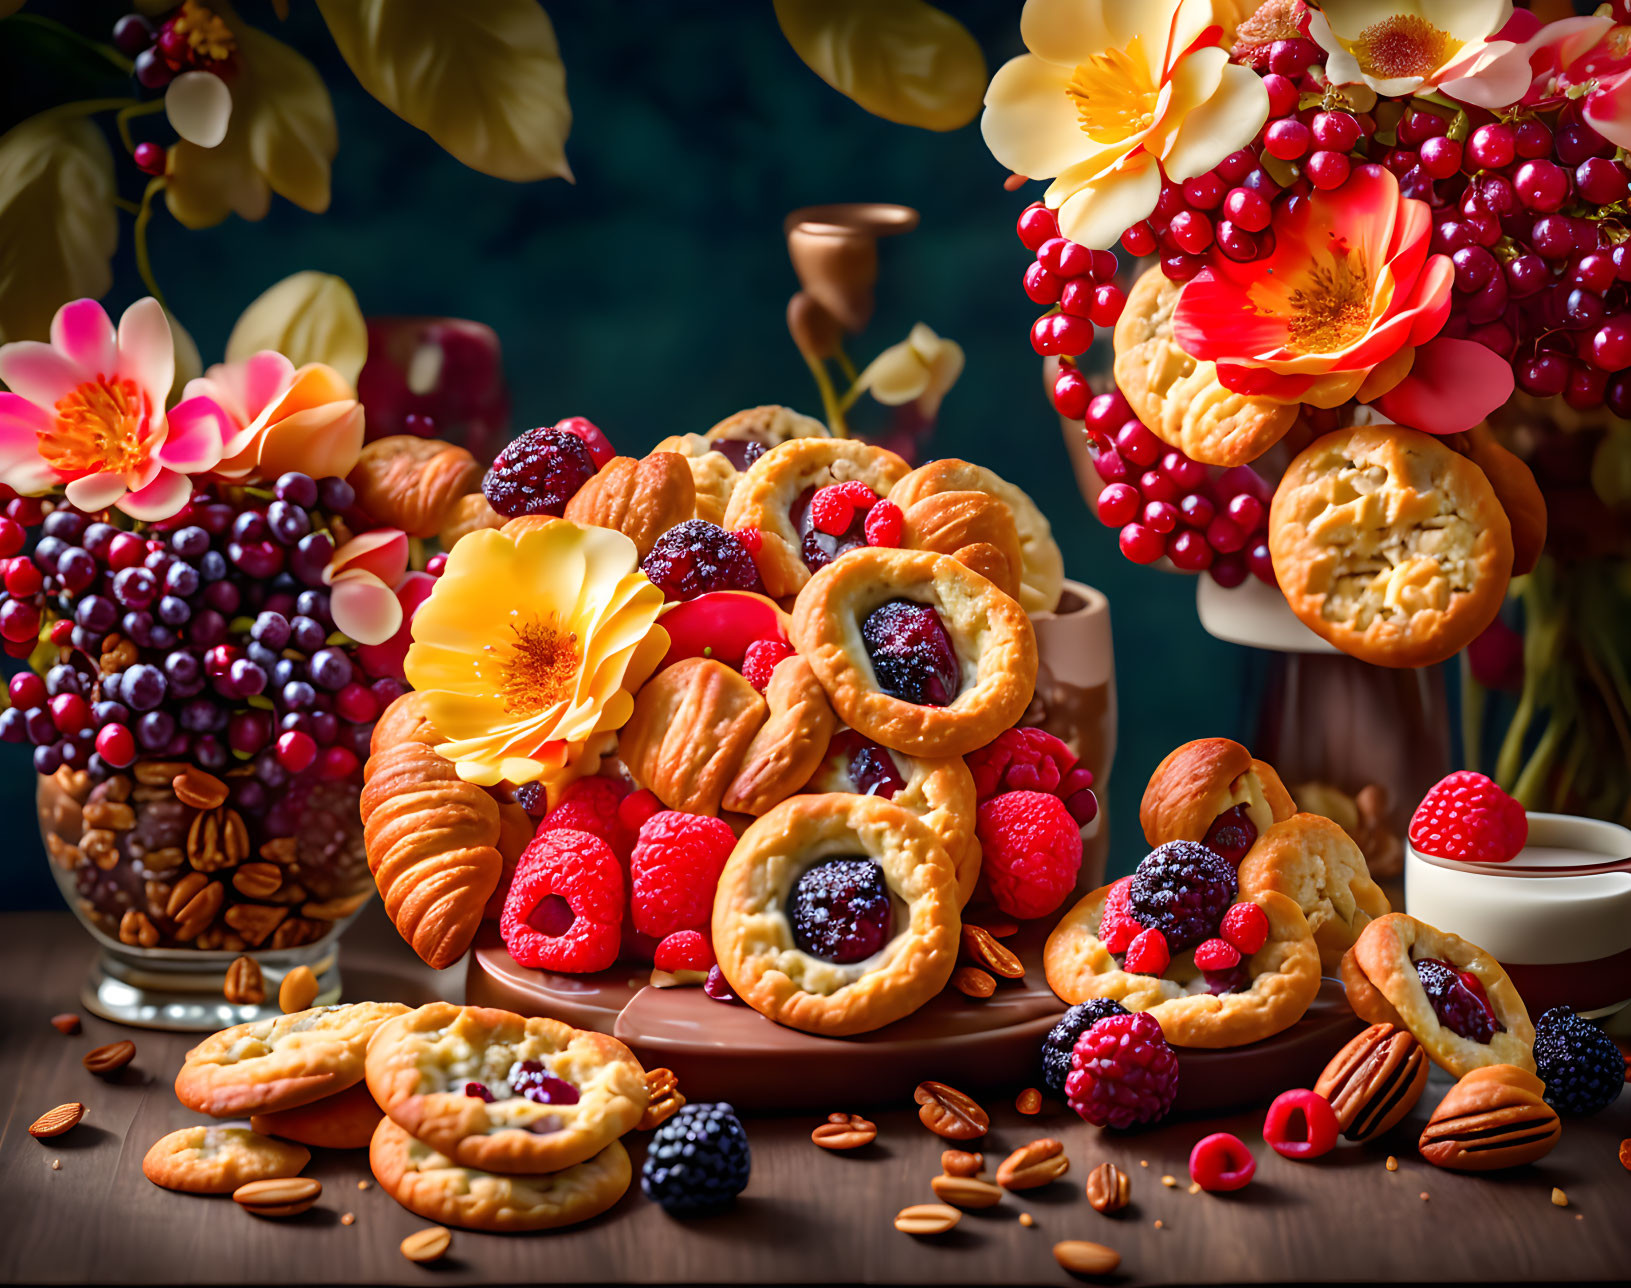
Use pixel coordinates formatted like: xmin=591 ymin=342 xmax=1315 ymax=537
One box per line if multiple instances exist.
xmin=1139 ymin=737 xmax=1296 ymax=860
xmin=706 ymin=403 xmax=830 ymax=448
xmin=250 ymin=1080 xmax=384 ymax=1151
xmin=175 ymin=1002 xmax=410 ymax=1118
xmin=889 ymin=459 xmax=1065 ymax=614
xmin=1236 ymin=813 xmax=1390 ymax=973
xmin=1269 ymin=426 xmax=1514 ymax=668
xmin=1340 ymin=913 xmax=1535 ymax=1078
xmin=1044 ymin=884 xmax=1320 ymax=1049
xmin=899 ymin=489 xmax=1025 ymax=602
xmin=711 ymin=793 xmax=960 ymax=1036
xmin=370 ymin=1117 xmax=630 ymax=1233
xmin=365 ymin=1003 xmax=647 ymax=1175
xmin=791 ymin=547 xmax=1037 ymax=759
xmin=1112 ymin=266 xmax=1299 ymax=466
xmin=649 ymin=433 xmax=738 ymax=526
xmin=724 ymin=438 xmax=910 ymax=598
xmin=142 ymin=1125 xmax=309 ymax=1194
xmin=805 ymin=727 xmax=980 ymax=906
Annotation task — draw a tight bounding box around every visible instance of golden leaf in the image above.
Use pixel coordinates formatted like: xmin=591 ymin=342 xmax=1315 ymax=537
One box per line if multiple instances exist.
xmin=316 ymin=0 xmax=572 ymax=182
xmin=227 ymin=271 xmax=367 ymax=385
xmin=0 ymin=114 xmax=117 ymax=344
xmin=165 ymin=9 xmax=336 ymax=229
xmin=774 ymin=0 xmax=986 ymax=132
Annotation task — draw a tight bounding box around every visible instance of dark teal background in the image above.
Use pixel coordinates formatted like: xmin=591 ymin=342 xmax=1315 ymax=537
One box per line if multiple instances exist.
xmin=4 ymin=1 xmax=1253 ymax=908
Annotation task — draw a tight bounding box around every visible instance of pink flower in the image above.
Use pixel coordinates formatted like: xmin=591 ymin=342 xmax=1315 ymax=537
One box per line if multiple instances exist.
xmin=0 ymin=298 xmax=234 ymax=521
xmin=324 ymin=528 xmax=408 ymax=646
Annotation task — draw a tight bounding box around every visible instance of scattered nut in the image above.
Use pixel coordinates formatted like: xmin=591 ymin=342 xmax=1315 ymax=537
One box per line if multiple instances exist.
xmin=224 ymin=956 xmax=265 ymax=1006
xmin=1153 ymin=1218 xmax=1164 ymax=1229
xmin=1551 ymin=1188 xmax=1568 ymax=1208
xmin=50 ymin=1159 xmax=60 ymax=1170
xmin=1053 ymin=1239 xmax=1121 ymax=1276
xmin=913 ymin=1081 xmax=988 ymax=1141
xmin=1015 ymin=1087 xmax=1042 ymax=1115
xmin=28 ymin=1103 xmax=84 ymax=1139
xmin=1019 ymin=1212 xmax=1035 ymax=1228
xmin=358 ymin=1180 xmax=371 ymax=1190
xmin=1161 ymin=1174 xmax=1178 ymax=1188
xmin=930 ymin=1173 xmax=1004 ymax=1209
xmin=1085 ymin=1162 xmax=1130 ymax=1214
xmin=1420 ymin=1192 xmax=1430 ymax=1201
xmin=82 ymin=1039 xmax=135 ymax=1076
xmin=50 ymin=1013 xmax=81 ymax=1035
xmin=950 ymin=965 xmax=996 ymax=999
xmin=812 ymin=1112 xmax=877 ymax=1150
xmin=341 ymin=1212 xmax=356 ymax=1226
xmin=401 ymin=1226 xmax=452 ymax=1264
xmin=941 ymin=1149 xmax=984 ymax=1178
xmin=233 ymin=1177 xmax=322 ymax=1218
xmin=174 ymin=767 xmax=229 ymax=811
xmin=894 ymin=1203 xmax=961 ymax=1235
xmin=278 ymin=965 xmax=319 ymax=1014
xmin=639 ymin=1067 xmax=686 ymax=1131
xmin=997 ymin=1138 xmax=1069 ymax=1191
xmin=962 ymin=924 xmax=1024 ymax=979
xmin=1386 ymin=1156 xmax=1399 ymax=1171
xmin=1187 ymin=1181 xmax=1200 ymax=1195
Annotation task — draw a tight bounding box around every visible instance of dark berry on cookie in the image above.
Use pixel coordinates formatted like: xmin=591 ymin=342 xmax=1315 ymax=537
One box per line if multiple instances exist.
xmin=1202 ymin=804 xmax=1258 ymax=864
xmin=1413 ymin=958 xmax=1498 ymax=1044
xmin=1533 ymin=1006 xmax=1625 ymax=1116
xmin=508 ymin=1060 xmax=582 ymax=1106
xmin=828 ymin=728 xmax=907 ymax=799
xmin=483 ymin=427 xmax=598 ymax=518
xmin=1128 ymin=841 xmax=1238 ymax=951
xmin=710 ymin=439 xmax=766 ymax=471
xmin=860 ymin=598 xmax=960 ymax=707
xmin=788 ymin=857 xmax=892 ymax=964
xmin=641 ymin=1102 xmax=752 ymax=1213
xmin=640 ymin=520 xmax=763 ymax=602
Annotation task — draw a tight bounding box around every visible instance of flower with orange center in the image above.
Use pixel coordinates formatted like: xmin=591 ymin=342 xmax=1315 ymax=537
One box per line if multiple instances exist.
xmin=1310 ymin=0 xmax=1529 ymax=102
xmin=0 ymin=297 xmax=234 ymax=519
xmin=404 ymin=520 xmax=668 ymax=788
xmin=981 ymin=0 xmax=1269 ymax=249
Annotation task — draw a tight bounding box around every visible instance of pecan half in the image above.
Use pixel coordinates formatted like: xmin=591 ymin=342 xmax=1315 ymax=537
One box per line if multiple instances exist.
xmin=997 ymin=1138 xmax=1069 ymax=1191
xmin=1054 ymin=1241 xmax=1120 ymax=1276
xmin=225 ymin=902 xmax=288 ymax=947
xmin=1419 ymin=1064 xmax=1560 ymax=1172
xmin=50 ymin=1013 xmax=81 ymax=1035
xmin=231 ymin=862 xmax=284 ymax=900
xmin=940 ymin=1149 xmax=983 ymax=1178
xmin=1085 ymin=1162 xmax=1131 ymax=1213
xmin=639 ymin=1067 xmax=685 ymax=1131
xmin=894 ymin=1203 xmax=961 ymax=1235
xmin=119 ymin=908 xmax=159 ymax=949
xmin=811 ymin=1112 xmax=876 ymax=1150
xmin=400 ymin=1227 xmax=452 ymax=1264
xmin=82 ymin=799 xmax=135 ymax=831
xmin=913 ymin=1081 xmax=988 ymax=1140
xmin=1315 ymin=1022 xmax=1429 ymax=1142
xmin=172 ymin=878 xmax=225 ymax=941
xmin=1015 ymin=1087 xmax=1042 ymax=1115
xmin=224 ymin=956 xmax=266 ymax=1005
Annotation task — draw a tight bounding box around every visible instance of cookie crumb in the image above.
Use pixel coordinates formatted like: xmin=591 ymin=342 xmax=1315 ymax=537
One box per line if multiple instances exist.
xmin=1385 ymin=1156 xmax=1398 ymax=1171
xmin=1187 ymin=1181 xmax=1200 ymax=1195
xmin=1161 ymin=1174 xmax=1177 ymax=1188
xmin=1019 ymin=1213 xmax=1034 ymax=1228
xmin=341 ymin=1212 xmax=356 ymax=1226
xmin=51 ymin=1160 xmax=60 ymax=1171
xmin=357 ymin=1180 xmax=371 ymax=1190
xmin=1551 ymin=1188 xmax=1568 ymax=1208
xmin=1139 ymin=1159 xmax=1149 ymax=1168
xmin=1153 ymin=1219 xmax=1164 ymax=1229
xmin=1575 ymin=1213 xmax=1584 ymax=1221
xmin=1419 ymin=1192 xmax=1430 ymax=1201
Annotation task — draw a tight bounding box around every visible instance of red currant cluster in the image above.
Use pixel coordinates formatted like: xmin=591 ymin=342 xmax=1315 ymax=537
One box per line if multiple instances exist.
xmin=1081 ymin=389 xmax=1274 ymax=587
xmin=1014 ymin=204 xmax=1127 ymax=420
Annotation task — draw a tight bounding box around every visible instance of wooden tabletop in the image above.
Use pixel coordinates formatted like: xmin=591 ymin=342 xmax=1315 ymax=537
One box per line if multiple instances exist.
xmin=2 ymin=907 xmax=1627 ymax=1287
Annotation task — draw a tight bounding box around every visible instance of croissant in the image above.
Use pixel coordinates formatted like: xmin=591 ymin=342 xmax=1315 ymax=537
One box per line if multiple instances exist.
xmin=348 ymin=435 xmax=482 ymax=537
xmin=361 ymin=740 xmax=503 ymax=969
xmin=370 ymin=691 xmax=440 ymax=755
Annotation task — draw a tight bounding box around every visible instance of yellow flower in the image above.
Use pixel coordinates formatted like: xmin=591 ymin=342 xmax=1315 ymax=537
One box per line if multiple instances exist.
xmin=405 ymin=520 xmax=668 ymax=788
xmin=1309 ymin=0 xmax=1522 ymax=100
xmin=981 ymin=0 xmax=1269 ymax=250
xmin=855 ymin=323 xmax=965 ymax=418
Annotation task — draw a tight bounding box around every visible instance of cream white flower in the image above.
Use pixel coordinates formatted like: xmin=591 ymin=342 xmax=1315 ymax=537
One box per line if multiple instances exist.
xmin=855 ymin=323 xmax=965 ymax=418
xmin=1309 ymin=0 xmax=1528 ymax=104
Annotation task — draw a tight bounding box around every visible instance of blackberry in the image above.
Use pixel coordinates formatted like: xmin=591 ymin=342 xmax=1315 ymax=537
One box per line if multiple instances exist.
xmin=860 ymin=599 xmax=959 ymax=707
xmin=641 ymin=1102 xmax=751 ymax=1213
xmin=1040 ymin=999 xmax=1128 ymax=1097
xmin=1533 ymin=1007 xmax=1624 ymax=1116
xmin=640 ymin=520 xmax=762 ymax=601
xmin=482 ymin=427 xmax=597 ymax=517
xmin=1128 ymin=840 xmax=1237 ymax=951
xmin=788 ymin=857 xmax=891 ymax=964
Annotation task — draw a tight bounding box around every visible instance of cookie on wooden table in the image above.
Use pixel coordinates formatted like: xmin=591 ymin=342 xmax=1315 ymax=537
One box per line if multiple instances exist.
xmin=142 ymin=1125 xmax=309 ymax=1194
xmin=250 ymin=1079 xmax=384 ymax=1150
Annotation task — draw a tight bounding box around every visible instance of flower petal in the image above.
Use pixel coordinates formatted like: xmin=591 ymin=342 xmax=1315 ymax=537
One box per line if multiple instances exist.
xmin=159 ymin=395 xmax=233 ymax=472
xmin=115 ymin=297 xmax=175 ymax=409
xmin=1582 ymin=78 xmax=1631 ymax=152
xmin=1053 ymin=154 xmax=1163 ymax=251
xmin=115 ymin=466 xmax=192 ymax=522
xmin=981 ymin=54 xmax=1093 ymax=181
xmin=1374 ymin=336 xmax=1515 ymax=434
xmin=330 ymin=528 xmax=410 ymax=583
xmin=329 ymin=569 xmax=403 ymax=645
xmin=0 ymin=341 xmax=87 ymax=408
xmin=253 ymin=400 xmax=365 ymax=481
xmin=49 ymin=299 xmax=117 ymax=377
xmin=165 ymin=70 xmax=233 ymax=148
xmin=1020 ymin=0 xmax=1165 ymax=66
xmin=1160 ymin=61 xmax=1269 ymax=181
xmin=64 ymin=471 xmax=130 ymax=512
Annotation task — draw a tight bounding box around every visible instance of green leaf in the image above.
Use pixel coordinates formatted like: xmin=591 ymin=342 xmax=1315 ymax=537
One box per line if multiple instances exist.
xmin=774 ymin=0 xmax=987 ymax=132
xmin=315 ymin=0 xmax=572 ymax=182
xmin=0 ymin=112 xmax=116 ymax=344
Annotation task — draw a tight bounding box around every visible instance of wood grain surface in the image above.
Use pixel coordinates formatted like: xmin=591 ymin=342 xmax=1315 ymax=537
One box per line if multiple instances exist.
xmin=1 ymin=906 xmax=1626 ymax=1286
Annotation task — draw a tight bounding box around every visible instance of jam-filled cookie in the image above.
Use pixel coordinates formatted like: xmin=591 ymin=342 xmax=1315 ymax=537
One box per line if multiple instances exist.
xmin=174 ymin=1002 xmax=410 ymax=1118
xmin=711 ymin=793 xmax=960 ymax=1036
xmin=1044 ymin=841 xmax=1321 ymax=1048
xmin=724 ymin=438 xmax=910 ymax=598
xmin=250 ymin=1080 xmax=385 ymax=1151
xmin=365 ymin=1003 xmax=648 ymax=1175
xmin=370 ymin=1117 xmax=631 ymax=1233
xmin=142 ymin=1125 xmax=310 ymax=1194
xmin=806 ymin=726 xmax=980 ymax=906
xmin=791 ymin=547 xmax=1037 ymax=759
xmin=1237 ymin=813 xmax=1389 ymax=973
xmin=1139 ymin=737 xmax=1296 ymax=862
xmin=1269 ymin=426 xmax=1514 ymax=668
xmin=1340 ymin=913 xmax=1535 ymax=1078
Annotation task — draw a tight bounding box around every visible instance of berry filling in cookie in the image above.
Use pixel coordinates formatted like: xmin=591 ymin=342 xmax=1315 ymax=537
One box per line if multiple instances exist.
xmin=1413 ymin=957 xmax=1500 ymax=1043
xmin=860 ymin=599 xmax=960 ymax=707
xmin=463 ymin=1081 xmax=495 ymax=1102
xmin=509 ymin=1060 xmax=582 ymax=1106
xmin=825 ymin=728 xmax=907 ymax=799
xmin=1128 ymin=841 xmax=1238 ymax=952
xmin=710 ymin=438 xmax=766 ymax=471
xmin=791 ymin=485 xmax=871 ymax=573
xmin=788 ymin=857 xmax=893 ymax=964
xmin=1202 ymin=804 xmax=1258 ymax=864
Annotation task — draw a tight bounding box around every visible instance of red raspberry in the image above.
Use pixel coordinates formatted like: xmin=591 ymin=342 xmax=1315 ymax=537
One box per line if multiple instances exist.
xmin=1220 ymin=901 xmax=1269 ymax=955
xmin=741 ymin=638 xmax=794 ymax=693
xmin=499 ymin=829 xmax=624 ymax=972
xmin=1189 ymin=1131 xmax=1255 ymax=1191
xmin=1123 ymin=927 xmax=1170 ymax=975
xmin=965 ymin=727 xmax=1079 ymax=799
xmin=542 ymin=776 xmax=636 ymax=860
xmin=641 ymin=520 xmax=763 ymax=602
xmin=974 ymin=790 xmax=1082 ymax=920
xmin=617 ymin=788 xmax=662 ymax=833
xmin=483 ymin=426 xmax=598 ymax=517
xmin=829 ymin=479 xmax=879 ymax=510
xmin=1262 ymin=1088 xmax=1339 ymax=1160
xmin=733 ymin=525 xmax=763 ymax=554
xmin=1098 ymin=876 xmax=1142 ymax=954
xmin=863 ymin=499 xmax=903 ymax=547
xmin=808 ymin=485 xmax=858 ymax=536
xmin=1409 ymin=770 xmax=1527 ymax=864
xmin=553 ymin=415 xmax=616 ymax=468
xmin=1193 ymin=937 xmax=1242 ymax=972
xmin=654 ymin=929 xmax=715 ymax=973
xmin=1056 ymin=764 xmax=1099 ymax=826
xmin=629 ymin=810 xmax=737 ymax=938
xmin=1065 ymin=1011 xmax=1179 ymax=1128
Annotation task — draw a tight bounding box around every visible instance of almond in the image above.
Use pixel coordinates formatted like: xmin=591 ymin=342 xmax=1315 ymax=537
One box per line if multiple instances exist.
xmin=930 ymin=1173 xmax=1003 ymax=1209
xmin=50 ymin=1013 xmax=80 ymax=1035
xmin=82 ymin=1039 xmax=135 ymax=1076
xmin=233 ymin=1176 xmax=321 ymax=1217
xmin=812 ymin=1112 xmax=877 ymax=1150
xmin=997 ymin=1138 xmax=1069 ymax=1191
xmin=940 ymin=1149 xmax=984 ymax=1178
xmin=400 ymin=1227 xmax=452 ymax=1264
xmin=1016 ymin=1087 xmax=1043 ymax=1115
xmin=1053 ymin=1239 xmax=1120 ymax=1275
xmin=894 ymin=1203 xmax=961 ymax=1235
xmin=278 ymin=965 xmax=319 ymax=1014
xmin=962 ymin=923 xmax=1024 ymax=979
xmin=174 ymin=767 xmax=229 ymax=811
xmin=950 ymin=965 xmax=996 ymax=999
xmin=913 ymin=1081 xmax=988 ymax=1141
xmin=28 ymin=1103 xmax=84 ymax=1139
xmin=1085 ymin=1162 xmax=1131 ymax=1214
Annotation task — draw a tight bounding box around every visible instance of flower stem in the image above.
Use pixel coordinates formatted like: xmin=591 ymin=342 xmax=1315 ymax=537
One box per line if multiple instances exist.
xmin=5 ymin=13 xmax=133 ymax=75
xmin=134 ymin=178 xmax=168 ymax=308
xmin=116 ymin=99 xmax=167 ymax=155
xmin=802 ymin=353 xmax=849 ymax=438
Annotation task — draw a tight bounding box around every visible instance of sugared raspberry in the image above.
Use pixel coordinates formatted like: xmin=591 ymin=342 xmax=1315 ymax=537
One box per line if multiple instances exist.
xmin=1220 ymin=901 xmax=1269 ymax=955
xmin=1097 ymin=876 xmax=1142 ymax=954
xmin=1262 ymin=1088 xmax=1338 ymax=1160
xmin=617 ymin=788 xmax=662 ymax=833
xmin=1129 ymin=841 xmax=1238 ymax=950
xmin=863 ymin=499 xmax=903 ymax=547
xmin=1123 ymin=927 xmax=1170 ymax=975
xmin=654 ymin=929 xmax=716 ymax=973
xmin=975 ymin=790 xmax=1083 ymax=920
xmin=741 ymin=638 xmax=794 ymax=693
xmin=641 ymin=520 xmax=763 ymax=602
xmin=1065 ymin=1011 xmax=1180 ymax=1128
xmin=808 ymin=482 xmax=876 ymax=536
xmin=630 ymin=810 xmax=738 ymax=939
xmin=1193 ymin=937 xmax=1242 ymax=972
xmin=483 ymin=426 xmax=598 ymax=517
xmin=965 ymin=726 xmax=1078 ymax=799
xmin=1409 ymin=770 xmax=1527 ymax=864
xmin=499 ymin=829 xmax=624 ymax=973
xmin=542 ymin=775 xmax=636 ymax=860
xmin=1040 ymin=999 xmax=1129 ymax=1097
xmin=553 ymin=415 xmax=615 ymax=467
